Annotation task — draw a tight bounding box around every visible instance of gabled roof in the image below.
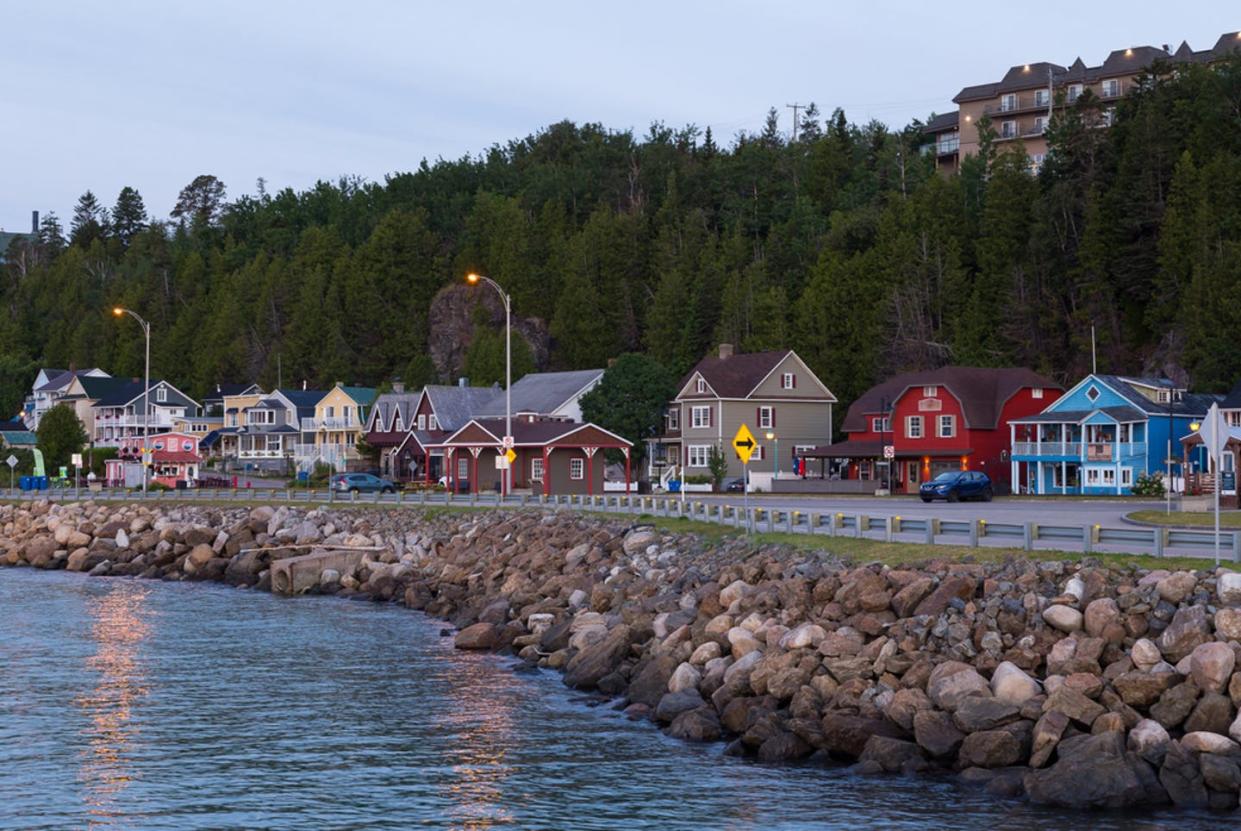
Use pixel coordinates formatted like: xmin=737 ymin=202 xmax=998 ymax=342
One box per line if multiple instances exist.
xmin=368 ymin=391 xmax=422 ymax=432
xmin=953 ymin=82 xmax=999 ymax=103
xmin=1095 ymin=375 xmax=1222 ymax=417
xmin=996 ymin=62 xmax=1067 ymax=93
xmin=1009 ymin=405 xmax=1146 ymax=425
xmin=35 ymin=368 xmax=107 ymax=393
xmin=76 ymin=375 xmax=132 ymax=400
xmin=678 ymin=351 xmax=789 ymax=398
xmin=424 ymin=384 xmax=501 ymax=431
xmin=94 ymin=379 xmax=199 ymax=409
xmin=207 ymin=382 xmax=262 ymax=399
xmin=474 ymin=369 xmax=605 ymax=418
xmin=277 ymin=388 xmax=328 ymax=411
xmin=336 ymin=385 xmax=377 ymax=406
xmin=436 ymin=417 xmax=631 ymax=448
xmin=842 ymin=366 xmax=1061 ymax=432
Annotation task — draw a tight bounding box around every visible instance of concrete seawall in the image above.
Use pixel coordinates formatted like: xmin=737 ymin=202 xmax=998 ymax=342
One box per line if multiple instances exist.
xmin=3 ymin=499 xmax=1241 ymax=812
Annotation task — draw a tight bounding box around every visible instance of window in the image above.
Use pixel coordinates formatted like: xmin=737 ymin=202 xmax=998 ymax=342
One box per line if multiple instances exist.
xmin=344 ymin=409 xmax=353 ymax=427
xmin=1030 ymin=153 xmax=1046 ymax=174
xmin=906 ymin=416 xmax=923 ymax=439
xmin=1101 ymin=108 xmax=1116 ymax=127
xmin=531 ymin=457 xmax=544 ymax=481
xmin=428 ymin=415 xmax=439 ymax=431
xmin=1067 ymin=84 xmax=1082 ymax=103
xmin=781 ymin=372 xmax=796 ymax=390
xmin=1102 ymin=79 xmax=1120 ymax=98
xmin=1085 ymin=386 xmax=1100 ymax=402
xmin=1032 ymin=388 xmax=1044 ymax=399
xmin=1032 ymin=116 xmax=1047 ymax=134
xmin=183 ymin=440 xmax=194 ymax=451
xmin=266 ymin=436 xmax=282 ymax=452
xmin=327 ymin=406 xmax=335 ymax=418
xmin=687 ymin=445 xmax=710 ymax=467
xmin=938 ymin=415 xmax=956 ymax=439
xmin=417 ymin=414 xmax=426 ymax=430
xmin=1001 ymin=120 xmax=1017 ymax=139
xmin=752 ymin=444 xmax=765 ymax=461
xmin=695 ymin=378 xmax=706 ymax=394
xmin=923 ymin=386 xmax=938 ymax=397
xmin=667 ymin=409 xmax=679 ymax=430
xmin=393 ymin=412 xmax=403 ymax=432
xmin=690 ymin=405 xmax=711 ymax=429
xmin=1000 ymin=93 xmax=1016 ymax=111
xmin=758 ymin=406 xmax=774 ymax=429
xmin=1156 ymin=389 xmax=1170 ymax=404
xmin=1034 ymin=89 xmax=1050 ymax=107
xmin=156 ymin=386 xmax=167 ymax=403
xmin=1102 ymin=468 xmax=1116 ymax=486
xmin=1121 ymin=468 xmax=1133 ymax=487
xmin=153 ymin=440 xmax=164 ymax=450
xmin=872 ymin=416 xmax=891 ymax=433
xmin=569 ymin=458 xmax=585 ymax=480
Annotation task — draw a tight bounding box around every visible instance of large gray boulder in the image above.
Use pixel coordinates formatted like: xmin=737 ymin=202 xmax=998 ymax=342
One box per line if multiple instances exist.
xmin=1025 ymin=733 xmax=1166 ymax=809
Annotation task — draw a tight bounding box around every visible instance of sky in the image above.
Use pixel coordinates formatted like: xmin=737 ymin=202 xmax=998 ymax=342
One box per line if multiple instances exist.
xmin=0 ymin=1 xmax=1235 ymax=232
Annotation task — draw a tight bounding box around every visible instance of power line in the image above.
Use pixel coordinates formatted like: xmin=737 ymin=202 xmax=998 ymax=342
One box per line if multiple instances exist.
xmin=786 ymin=102 xmax=806 ymax=141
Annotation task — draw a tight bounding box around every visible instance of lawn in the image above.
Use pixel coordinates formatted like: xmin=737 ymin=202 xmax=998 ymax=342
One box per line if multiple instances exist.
xmin=631 ymin=513 xmax=1232 ymax=572
xmin=1128 ymin=510 xmax=1241 ymax=529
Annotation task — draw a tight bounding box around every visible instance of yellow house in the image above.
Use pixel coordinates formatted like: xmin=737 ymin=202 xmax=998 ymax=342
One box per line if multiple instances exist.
xmin=214 ymin=390 xmax=267 ymax=459
xmin=297 ymin=383 xmax=376 ymax=471
xmin=172 ymin=413 xmax=223 ymax=439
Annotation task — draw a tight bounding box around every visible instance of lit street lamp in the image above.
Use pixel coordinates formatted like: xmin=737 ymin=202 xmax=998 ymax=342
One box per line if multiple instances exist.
xmin=766 ymin=430 xmax=778 ymax=478
xmin=113 ymin=307 xmax=151 ymax=494
xmin=465 ymin=273 xmax=512 ymax=497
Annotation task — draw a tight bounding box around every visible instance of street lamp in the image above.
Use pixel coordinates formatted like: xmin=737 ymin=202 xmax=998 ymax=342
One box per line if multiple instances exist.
xmin=766 ymin=430 xmax=778 ymax=478
xmin=465 ymin=273 xmax=511 ymax=497
xmin=113 ymin=307 xmax=150 ymax=494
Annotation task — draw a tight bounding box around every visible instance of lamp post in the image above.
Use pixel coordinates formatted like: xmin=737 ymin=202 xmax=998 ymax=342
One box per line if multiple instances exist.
xmin=766 ymin=431 xmax=779 ymax=478
xmin=113 ymin=307 xmax=150 ymax=494
xmin=465 ymin=273 xmax=511 ymax=498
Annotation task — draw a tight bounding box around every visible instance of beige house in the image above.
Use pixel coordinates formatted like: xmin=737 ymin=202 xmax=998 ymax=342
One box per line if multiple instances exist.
xmin=923 ymin=31 xmax=1241 ymax=173
xmin=296 ymin=383 xmax=376 ymax=471
xmin=648 ymin=345 xmax=836 ymax=484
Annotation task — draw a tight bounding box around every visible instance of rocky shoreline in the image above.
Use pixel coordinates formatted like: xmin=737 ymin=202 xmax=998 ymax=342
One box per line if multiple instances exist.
xmin=4 ymin=500 xmax=1241 ymax=812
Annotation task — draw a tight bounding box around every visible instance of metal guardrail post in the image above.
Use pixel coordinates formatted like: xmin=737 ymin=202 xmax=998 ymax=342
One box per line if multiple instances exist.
xmin=884 ymin=516 xmax=894 ymax=542
xmin=766 ymin=510 xmax=775 ymax=534
xmin=788 ymin=511 xmax=797 ymax=534
xmin=855 ymin=514 xmax=864 ymax=539
xmin=968 ymin=521 xmax=979 ymax=548
xmin=1082 ymin=525 xmax=1093 ymax=554
xmin=1023 ymin=522 xmax=1033 ymax=552
xmin=1232 ymin=532 xmax=1240 ymax=563
xmin=925 ymin=519 xmax=936 ymax=545
xmin=1154 ymin=527 xmax=1166 ymax=558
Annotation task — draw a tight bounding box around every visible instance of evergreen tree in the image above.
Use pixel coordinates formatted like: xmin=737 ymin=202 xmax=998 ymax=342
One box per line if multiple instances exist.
xmin=70 ymin=190 xmax=108 ymax=247
xmin=111 ymin=186 xmax=148 ymax=247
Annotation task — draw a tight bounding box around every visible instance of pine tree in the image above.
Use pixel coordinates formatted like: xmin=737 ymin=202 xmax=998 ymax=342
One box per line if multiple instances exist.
xmin=111 ymin=187 xmax=148 ymax=248
xmin=69 ymin=191 xmax=108 ymax=247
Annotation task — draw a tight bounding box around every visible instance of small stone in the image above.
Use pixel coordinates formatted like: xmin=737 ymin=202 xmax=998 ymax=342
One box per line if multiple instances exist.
xmin=1083 ymin=597 xmax=1121 ymax=638
xmin=1028 ymin=710 xmax=1069 ymax=768
xmin=1131 ymin=638 xmax=1163 ymax=671
xmin=668 ymin=662 xmax=701 ymax=693
xmin=1215 ymin=608 xmax=1241 ymax=640
xmin=1127 ymin=718 xmax=1171 ymax=763
xmin=990 ymin=661 xmax=1042 ymax=706
xmin=1158 ymin=605 xmax=1210 ymax=663
xmin=913 ymin=710 xmax=965 ymax=758
xmin=1189 ymin=642 xmax=1235 ymax=694
xmin=1181 ymin=732 xmax=1239 ymax=754
xmin=1043 ymin=605 xmax=1083 ymax=633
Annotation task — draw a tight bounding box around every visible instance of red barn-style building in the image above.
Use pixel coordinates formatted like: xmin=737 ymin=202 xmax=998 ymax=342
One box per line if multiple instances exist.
xmin=803 ymin=367 xmax=1061 ymax=494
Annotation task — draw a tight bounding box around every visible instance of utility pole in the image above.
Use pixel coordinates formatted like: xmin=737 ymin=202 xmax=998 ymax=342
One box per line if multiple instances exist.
xmin=786 ymin=103 xmax=805 ymax=142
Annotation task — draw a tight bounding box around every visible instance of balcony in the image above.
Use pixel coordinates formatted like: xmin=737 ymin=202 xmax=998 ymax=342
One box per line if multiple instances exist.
xmin=300 ymin=416 xmax=358 ymax=432
xmin=935 ymin=137 xmax=960 ymax=156
xmin=1013 ymin=442 xmax=1082 ymax=458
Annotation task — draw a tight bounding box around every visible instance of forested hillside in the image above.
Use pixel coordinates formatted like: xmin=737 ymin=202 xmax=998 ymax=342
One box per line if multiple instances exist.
xmin=3 ymin=58 xmax=1239 ymax=424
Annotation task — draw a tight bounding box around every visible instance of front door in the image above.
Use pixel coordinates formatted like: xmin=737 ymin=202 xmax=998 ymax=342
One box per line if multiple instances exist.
xmin=905 ymin=461 xmax=921 ymax=494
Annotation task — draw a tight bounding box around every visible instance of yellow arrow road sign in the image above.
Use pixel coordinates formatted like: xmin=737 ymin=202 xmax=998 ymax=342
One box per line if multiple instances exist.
xmin=504 ymin=448 xmax=517 ymax=465
xmin=732 ymin=423 xmax=757 ymax=464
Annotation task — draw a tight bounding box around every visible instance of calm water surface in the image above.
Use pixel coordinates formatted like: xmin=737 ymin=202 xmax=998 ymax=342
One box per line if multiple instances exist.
xmin=0 ymin=568 xmax=1222 ymax=830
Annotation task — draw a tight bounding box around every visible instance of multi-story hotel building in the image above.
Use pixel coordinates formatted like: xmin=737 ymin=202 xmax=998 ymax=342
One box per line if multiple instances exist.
xmin=924 ymin=31 xmax=1241 ymax=174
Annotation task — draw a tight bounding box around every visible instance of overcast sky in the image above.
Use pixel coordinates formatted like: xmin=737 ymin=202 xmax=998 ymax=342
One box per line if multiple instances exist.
xmin=1 ymin=1 xmax=1234 ymax=231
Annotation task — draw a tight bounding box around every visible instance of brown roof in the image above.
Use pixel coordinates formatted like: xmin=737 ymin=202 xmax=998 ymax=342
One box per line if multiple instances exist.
xmin=953 ymin=82 xmax=998 ymax=103
xmin=434 ymin=418 xmax=631 ymax=448
xmin=841 ymin=367 xmax=1061 ymax=433
xmin=922 ymin=111 xmax=959 ymax=134
xmin=678 ymin=349 xmax=791 ymax=399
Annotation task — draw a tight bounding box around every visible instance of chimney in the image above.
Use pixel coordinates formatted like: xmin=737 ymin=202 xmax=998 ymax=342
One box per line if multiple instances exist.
xmin=392 ymin=379 xmax=405 ymax=394
xmin=458 ymin=377 xmax=469 ymax=388
xmin=718 ymin=343 xmax=734 ymax=360
xmin=31 ymin=210 xmax=39 ymax=234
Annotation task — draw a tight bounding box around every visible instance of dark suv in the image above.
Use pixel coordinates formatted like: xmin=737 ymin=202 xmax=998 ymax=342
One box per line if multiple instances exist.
xmin=331 ymin=473 xmax=396 ymax=494
xmin=920 ymin=471 xmax=993 ymax=503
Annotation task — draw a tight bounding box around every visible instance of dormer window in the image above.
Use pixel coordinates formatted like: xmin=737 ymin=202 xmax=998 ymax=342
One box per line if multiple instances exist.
xmin=696 ymin=378 xmax=706 ymax=394
xmin=1157 ymin=389 xmax=1170 ymax=404
xmin=417 ymin=414 xmax=426 ymax=430
xmin=1032 ymin=388 xmax=1044 ymax=399
xmin=923 ymin=386 xmax=938 ymax=397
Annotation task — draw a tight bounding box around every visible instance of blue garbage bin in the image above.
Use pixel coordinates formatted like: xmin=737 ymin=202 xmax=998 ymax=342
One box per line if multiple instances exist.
xmin=19 ymin=476 xmax=30 ymax=490
xmin=36 ymin=476 xmax=49 ymax=490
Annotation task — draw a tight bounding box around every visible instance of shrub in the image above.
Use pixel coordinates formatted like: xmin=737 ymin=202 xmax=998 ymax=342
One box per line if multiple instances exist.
xmin=1131 ymin=471 xmax=1165 ymax=497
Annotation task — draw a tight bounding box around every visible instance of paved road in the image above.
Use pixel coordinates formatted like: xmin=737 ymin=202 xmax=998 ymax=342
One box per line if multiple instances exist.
xmin=689 ymin=494 xmax=1163 ymax=529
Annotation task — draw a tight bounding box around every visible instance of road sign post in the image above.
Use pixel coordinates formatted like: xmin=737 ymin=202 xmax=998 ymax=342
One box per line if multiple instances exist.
xmin=5 ymin=454 xmax=16 ymax=492
xmin=1200 ymin=403 xmax=1227 ymax=565
xmin=733 ymin=424 xmax=757 ymax=534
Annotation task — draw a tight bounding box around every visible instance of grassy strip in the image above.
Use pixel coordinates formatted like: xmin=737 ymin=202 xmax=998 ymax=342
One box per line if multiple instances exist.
xmin=1128 ymin=510 xmax=1241 ymax=529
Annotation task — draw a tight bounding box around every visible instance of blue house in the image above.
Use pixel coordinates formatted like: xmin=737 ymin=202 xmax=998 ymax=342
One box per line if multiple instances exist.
xmin=1008 ymin=375 xmax=1219 ymax=495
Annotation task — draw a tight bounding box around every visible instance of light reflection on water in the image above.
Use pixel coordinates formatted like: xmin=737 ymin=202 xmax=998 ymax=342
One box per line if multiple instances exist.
xmin=74 ymin=586 xmax=150 ymax=829
xmin=0 ymin=569 xmax=1226 ymax=831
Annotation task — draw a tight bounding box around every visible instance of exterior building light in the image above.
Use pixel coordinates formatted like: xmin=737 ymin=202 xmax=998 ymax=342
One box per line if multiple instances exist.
xmin=1191 ymin=421 xmax=1201 ymax=432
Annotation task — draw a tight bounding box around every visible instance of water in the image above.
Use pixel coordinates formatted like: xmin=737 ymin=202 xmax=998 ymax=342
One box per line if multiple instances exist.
xmin=0 ymin=570 xmax=1222 ymax=830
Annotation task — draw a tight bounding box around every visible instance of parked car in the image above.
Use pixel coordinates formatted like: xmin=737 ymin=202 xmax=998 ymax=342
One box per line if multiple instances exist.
xmin=723 ymin=476 xmax=748 ymax=493
xmin=331 ymin=473 xmax=396 ymax=494
xmin=920 ymin=471 xmax=992 ymax=503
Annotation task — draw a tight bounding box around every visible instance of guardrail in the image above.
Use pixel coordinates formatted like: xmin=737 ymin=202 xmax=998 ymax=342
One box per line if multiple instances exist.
xmin=2 ymin=488 xmax=1238 ymax=563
